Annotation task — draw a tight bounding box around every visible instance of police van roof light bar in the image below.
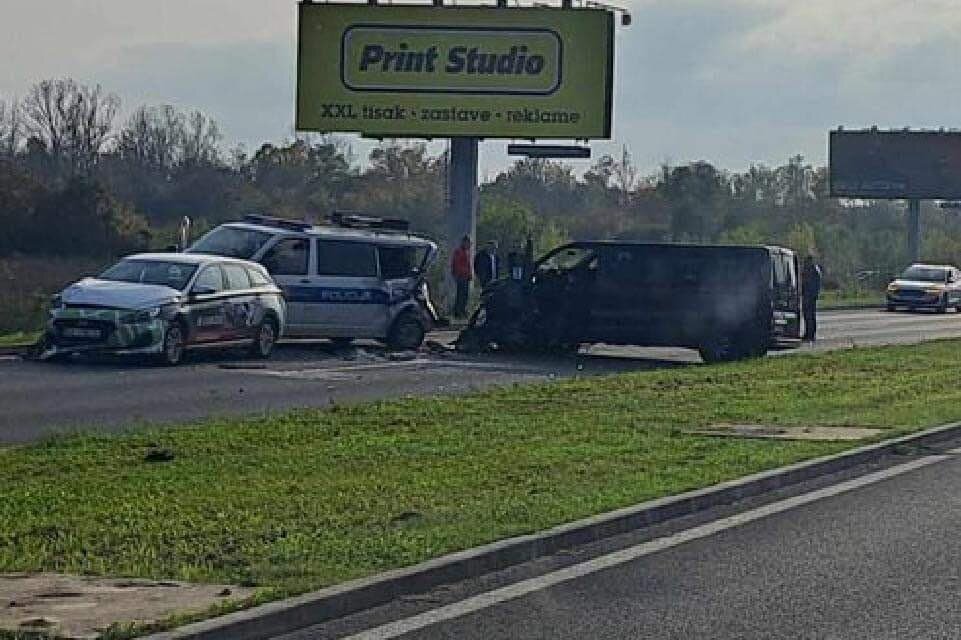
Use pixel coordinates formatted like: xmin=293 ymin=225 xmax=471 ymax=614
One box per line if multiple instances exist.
xmin=330 ymin=211 xmax=411 ymax=232
xmin=243 ymin=214 xmax=314 ymax=232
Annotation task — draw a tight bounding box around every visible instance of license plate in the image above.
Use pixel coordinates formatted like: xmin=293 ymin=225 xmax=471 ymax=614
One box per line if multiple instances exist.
xmin=62 ymin=327 xmax=102 ymax=339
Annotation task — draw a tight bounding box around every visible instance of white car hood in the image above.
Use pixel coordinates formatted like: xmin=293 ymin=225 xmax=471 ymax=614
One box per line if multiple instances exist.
xmin=61 ymin=278 xmax=181 ymax=310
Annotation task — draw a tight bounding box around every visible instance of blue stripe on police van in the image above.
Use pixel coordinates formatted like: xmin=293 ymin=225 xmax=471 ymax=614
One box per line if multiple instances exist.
xmin=282 ymin=286 xmax=391 ymax=305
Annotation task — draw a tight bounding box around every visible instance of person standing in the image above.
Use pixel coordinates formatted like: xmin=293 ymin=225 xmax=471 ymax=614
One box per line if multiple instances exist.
xmin=451 ymin=235 xmax=473 ymax=319
xmin=801 ymin=255 xmax=822 ymax=342
xmin=474 ymin=241 xmax=499 ymax=288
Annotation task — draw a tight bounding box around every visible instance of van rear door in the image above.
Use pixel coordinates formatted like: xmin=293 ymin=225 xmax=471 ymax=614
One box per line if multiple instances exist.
xmin=772 ymin=250 xmax=801 ymax=340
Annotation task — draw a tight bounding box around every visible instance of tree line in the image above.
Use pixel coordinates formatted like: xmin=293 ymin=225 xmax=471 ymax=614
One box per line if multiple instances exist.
xmin=3 ymin=77 xmax=960 ymax=293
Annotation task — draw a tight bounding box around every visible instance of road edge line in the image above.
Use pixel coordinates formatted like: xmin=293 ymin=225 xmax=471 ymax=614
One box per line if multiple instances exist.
xmin=143 ymin=421 xmax=961 ymax=640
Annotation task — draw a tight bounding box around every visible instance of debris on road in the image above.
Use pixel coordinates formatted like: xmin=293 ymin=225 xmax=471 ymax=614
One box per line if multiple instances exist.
xmin=218 ymin=363 xmax=268 ymax=370
xmin=143 ymin=447 xmax=175 ymax=463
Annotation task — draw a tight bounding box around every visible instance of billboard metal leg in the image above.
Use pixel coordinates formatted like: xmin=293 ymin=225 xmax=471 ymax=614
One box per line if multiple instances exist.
xmin=908 ymin=199 xmax=921 ymax=262
xmin=447 ymin=137 xmax=479 ymax=315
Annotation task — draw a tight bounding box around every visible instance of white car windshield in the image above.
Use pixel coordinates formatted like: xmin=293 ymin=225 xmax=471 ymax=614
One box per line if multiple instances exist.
xmin=100 ymin=260 xmax=198 ymax=290
xmin=901 ymin=266 xmax=948 ymax=283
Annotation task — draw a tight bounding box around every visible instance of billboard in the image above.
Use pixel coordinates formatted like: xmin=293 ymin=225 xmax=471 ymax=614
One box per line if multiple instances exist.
xmin=830 ymin=130 xmax=961 ymax=199
xmin=296 ymin=3 xmax=614 ymax=139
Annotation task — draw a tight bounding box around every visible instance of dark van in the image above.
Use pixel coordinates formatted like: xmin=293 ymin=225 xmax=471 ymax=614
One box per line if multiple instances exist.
xmin=458 ymin=242 xmax=803 ymax=362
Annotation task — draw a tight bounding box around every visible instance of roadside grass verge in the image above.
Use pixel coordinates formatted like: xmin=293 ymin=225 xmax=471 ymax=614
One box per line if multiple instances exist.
xmin=819 ymin=290 xmax=884 ymax=309
xmin=3 ymin=340 xmax=961 ymax=605
xmin=0 ymin=331 xmax=39 ymax=348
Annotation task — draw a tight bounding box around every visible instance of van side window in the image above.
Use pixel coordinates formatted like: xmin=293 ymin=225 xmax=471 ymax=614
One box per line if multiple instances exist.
xmin=379 ymin=246 xmax=424 ymax=279
xmin=316 ymin=241 xmax=377 ymax=277
xmin=261 ymin=238 xmax=308 ymax=276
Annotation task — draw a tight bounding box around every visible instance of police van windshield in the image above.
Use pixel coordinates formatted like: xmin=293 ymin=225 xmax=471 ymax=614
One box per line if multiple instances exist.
xmin=100 ymin=259 xmax=198 ymax=290
xmin=188 ymin=226 xmax=271 ymax=259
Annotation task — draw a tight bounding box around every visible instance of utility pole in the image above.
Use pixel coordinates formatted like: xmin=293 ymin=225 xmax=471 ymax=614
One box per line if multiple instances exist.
xmin=447 ymin=137 xmax=480 ymax=311
xmin=907 ymin=199 xmax=921 ymax=262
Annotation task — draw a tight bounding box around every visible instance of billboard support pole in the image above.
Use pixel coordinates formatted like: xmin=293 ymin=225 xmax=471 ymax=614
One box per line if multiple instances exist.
xmin=447 ymin=136 xmax=479 ymax=313
xmin=908 ymin=199 xmax=921 ymax=262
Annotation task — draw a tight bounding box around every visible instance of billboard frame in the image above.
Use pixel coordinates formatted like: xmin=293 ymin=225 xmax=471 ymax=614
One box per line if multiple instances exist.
xmin=295 ymin=2 xmax=615 ymax=140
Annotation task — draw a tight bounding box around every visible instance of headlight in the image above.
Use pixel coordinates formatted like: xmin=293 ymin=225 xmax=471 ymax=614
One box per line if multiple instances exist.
xmin=125 ymin=306 xmax=164 ymax=323
xmin=886 ymin=283 xmax=898 ymax=292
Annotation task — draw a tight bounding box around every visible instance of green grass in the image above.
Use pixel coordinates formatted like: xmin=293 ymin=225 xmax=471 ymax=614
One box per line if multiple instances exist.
xmin=0 ymin=331 xmax=38 ymax=348
xmin=819 ymin=290 xmax=884 ymax=309
xmin=3 ymin=340 xmax=961 ymax=604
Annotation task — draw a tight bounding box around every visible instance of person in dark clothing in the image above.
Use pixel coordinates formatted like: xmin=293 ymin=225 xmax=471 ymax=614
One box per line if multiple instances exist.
xmin=451 ymin=235 xmax=472 ymax=319
xmin=801 ymin=255 xmax=822 ymax=342
xmin=474 ymin=241 xmax=499 ymax=288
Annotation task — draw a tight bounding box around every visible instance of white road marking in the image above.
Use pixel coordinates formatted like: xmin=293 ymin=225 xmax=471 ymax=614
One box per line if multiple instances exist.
xmin=346 ymin=451 xmax=958 ymax=639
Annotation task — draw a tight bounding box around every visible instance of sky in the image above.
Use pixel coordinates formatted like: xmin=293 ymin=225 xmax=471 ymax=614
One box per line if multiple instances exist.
xmin=1 ymin=0 xmax=960 ymax=178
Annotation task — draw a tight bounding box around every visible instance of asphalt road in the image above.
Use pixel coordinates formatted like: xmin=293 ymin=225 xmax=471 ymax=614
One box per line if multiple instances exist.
xmin=279 ymin=439 xmax=961 ymax=640
xmin=1 ymin=308 xmax=960 ymax=444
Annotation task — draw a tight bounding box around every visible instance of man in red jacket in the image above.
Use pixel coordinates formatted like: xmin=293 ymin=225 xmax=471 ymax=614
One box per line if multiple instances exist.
xmin=451 ymin=235 xmax=472 ymax=319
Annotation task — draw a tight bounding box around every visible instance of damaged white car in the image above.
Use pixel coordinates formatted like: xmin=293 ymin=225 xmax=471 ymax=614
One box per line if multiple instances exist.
xmin=40 ymin=254 xmax=287 ymax=365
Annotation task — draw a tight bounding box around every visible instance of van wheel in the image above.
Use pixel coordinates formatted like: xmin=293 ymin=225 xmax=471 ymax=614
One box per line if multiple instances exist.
xmin=388 ymin=313 xmax=425 ymax=351
xmin=249 ymin=317 xmax=278 ymax=359
xmin=699 ymin=335 xmax=736 ymax=364
xmin=158 ymin=323 xmax=187 ymax=366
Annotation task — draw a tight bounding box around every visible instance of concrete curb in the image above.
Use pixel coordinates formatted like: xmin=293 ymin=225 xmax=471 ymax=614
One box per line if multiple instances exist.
xmin=143 ymin=420 xmax=961 ymax=640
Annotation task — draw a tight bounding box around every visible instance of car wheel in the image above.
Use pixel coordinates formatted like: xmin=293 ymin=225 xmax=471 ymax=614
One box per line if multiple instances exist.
xmin=158 ymin=323 xmax=186 ymax=366
xmin=32 ymin=333 xmax=65 ymax=362
xmin=388 ymin=312 xmax=425 ymax=351
xmin=886 ymin=304 xmax=896 ymax=312
xmin=249 ymin=317 xmax=278 ymax=359
xmin=938 ymin=295 xmax=949 ymax=313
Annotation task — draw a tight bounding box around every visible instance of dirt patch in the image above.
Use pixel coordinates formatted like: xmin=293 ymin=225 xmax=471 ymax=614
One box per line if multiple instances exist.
xmin=0 ymin=573 xmax=254 ymax=639
xmin=689 ymin=423 xmax=884 ymax=441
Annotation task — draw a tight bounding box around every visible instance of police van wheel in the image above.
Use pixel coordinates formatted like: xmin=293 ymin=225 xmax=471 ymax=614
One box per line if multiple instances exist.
xmin=158 ymin=323 xmax=186 ymax=366
xmin=388 ymin=313 xmax=425 ymax=351
xmin=249 ymin=318 xmax=278 ymax=359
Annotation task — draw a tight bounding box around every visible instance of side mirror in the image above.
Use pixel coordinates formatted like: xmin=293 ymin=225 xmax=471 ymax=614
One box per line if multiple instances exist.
xmin=191 ymin=285 xmax=217 ymax=297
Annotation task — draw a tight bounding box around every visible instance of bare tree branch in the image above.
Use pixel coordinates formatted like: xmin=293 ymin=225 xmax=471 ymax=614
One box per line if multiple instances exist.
xmin=21 ymin=78 xmax=119 ymax=175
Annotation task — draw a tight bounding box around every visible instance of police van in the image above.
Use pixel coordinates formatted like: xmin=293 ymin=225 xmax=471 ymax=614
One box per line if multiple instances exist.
xmin=187 ymin=214 xmax=438 ymax=350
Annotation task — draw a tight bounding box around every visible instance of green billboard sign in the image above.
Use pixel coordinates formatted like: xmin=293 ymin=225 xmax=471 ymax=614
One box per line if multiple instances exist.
xmin=296 ymin=3 xmax=614 ymax=139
